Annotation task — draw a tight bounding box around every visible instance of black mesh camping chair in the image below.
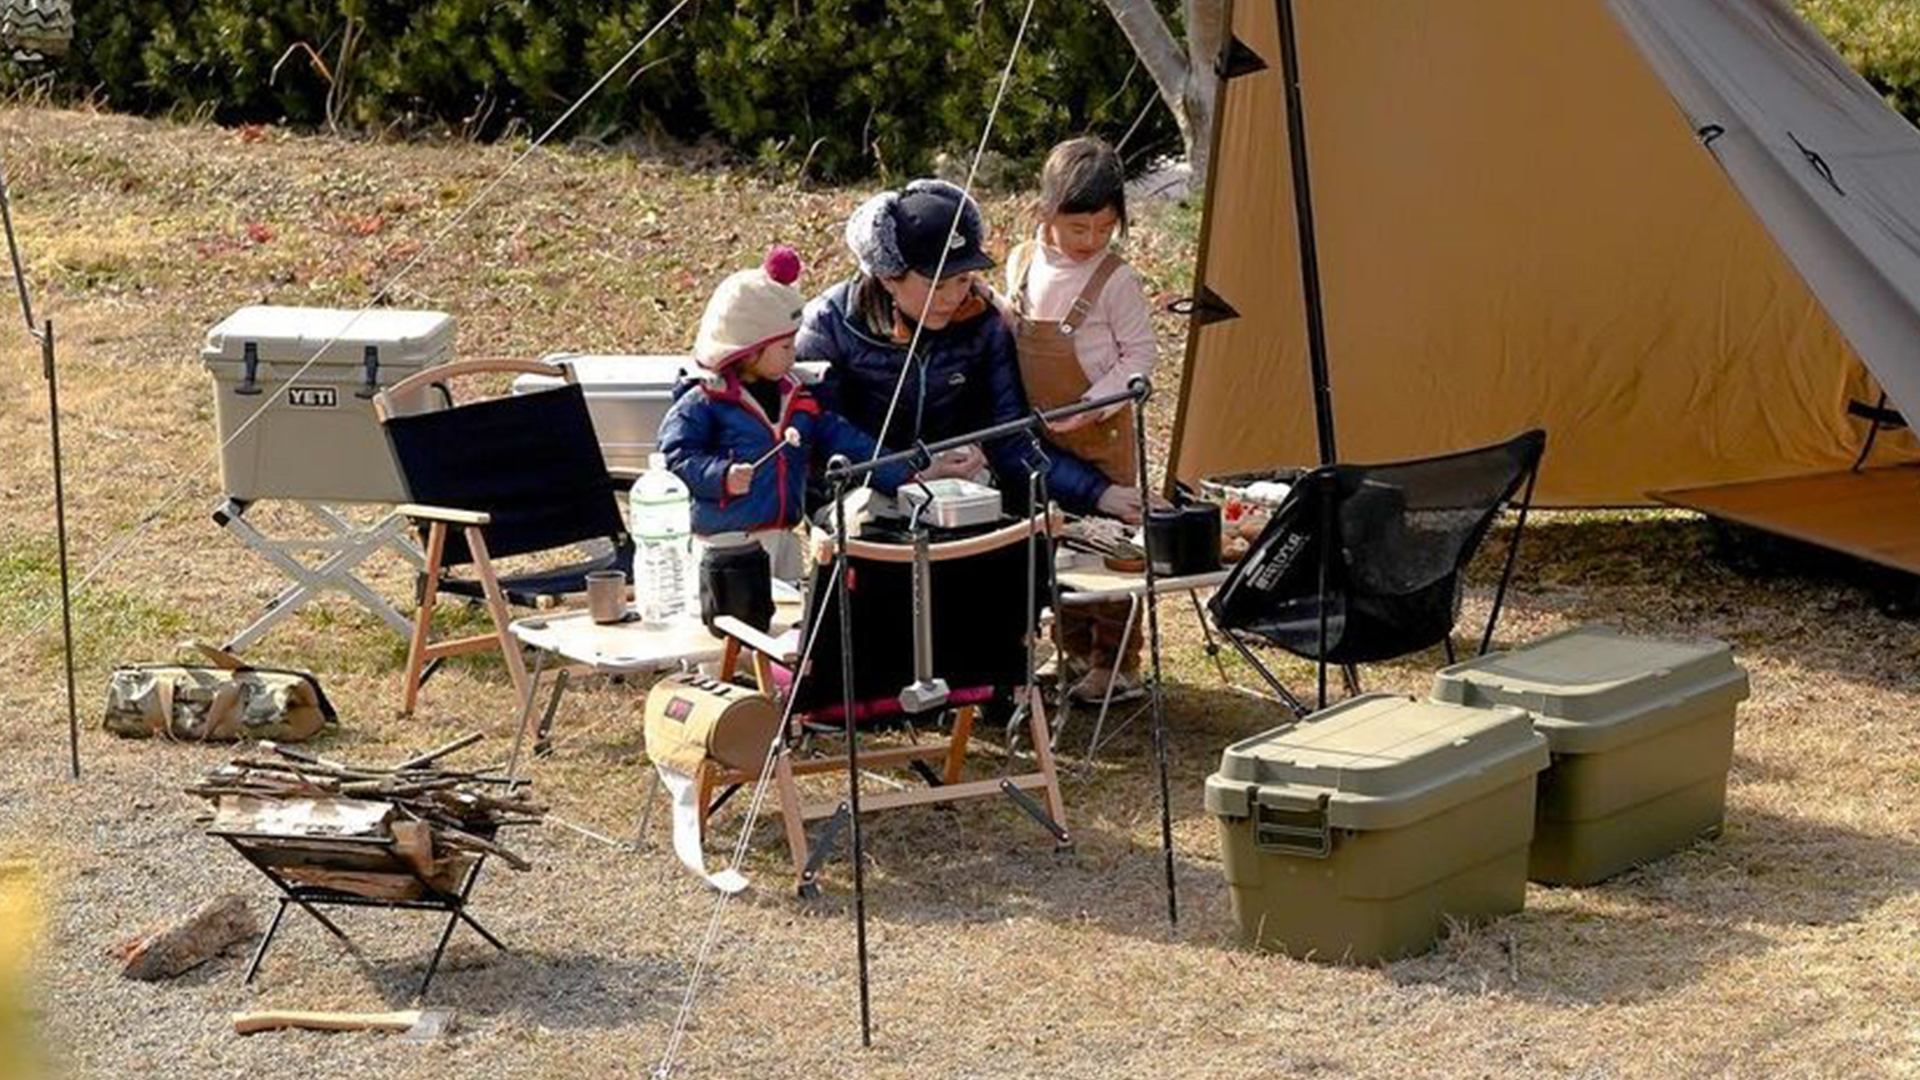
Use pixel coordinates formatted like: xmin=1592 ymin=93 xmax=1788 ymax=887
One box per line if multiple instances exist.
xmin=1208 ymin=430 xmax=1546 ymax=716
xmin=375 ymin=359 xmax=632 ymax=715
xmin=710 ymin=513 xmax=1068 ymax=895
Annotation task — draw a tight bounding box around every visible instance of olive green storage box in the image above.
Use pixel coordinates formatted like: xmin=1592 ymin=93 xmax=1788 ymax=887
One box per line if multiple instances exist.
xmin=1205 ymin=693 xmax=1549 ymax=963
xmin=1431 ymin=626 xmax=1749 ymax=886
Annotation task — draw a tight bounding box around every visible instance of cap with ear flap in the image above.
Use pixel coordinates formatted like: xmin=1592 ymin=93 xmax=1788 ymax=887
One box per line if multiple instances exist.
xmin=692 ymin=245 xmax=807 ymax=371
xmin=845 ymin=178 xmax=994 ymax=281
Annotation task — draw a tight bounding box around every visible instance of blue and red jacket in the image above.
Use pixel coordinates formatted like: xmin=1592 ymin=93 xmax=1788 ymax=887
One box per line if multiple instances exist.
xmin=657 ymin=372 xmax=911 ymax=535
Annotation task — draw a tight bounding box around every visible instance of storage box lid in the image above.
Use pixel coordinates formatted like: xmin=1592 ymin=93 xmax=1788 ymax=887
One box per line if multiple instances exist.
xmin=202 ymin=306 xmax=454 ymax=367
xmin=1205 ymin=693 xmax=1546 ymax=831
xmin=535 ymin=353 xmax=691 ymax=392
xmin=1430 ymin=626 xmax=1750 ymax=754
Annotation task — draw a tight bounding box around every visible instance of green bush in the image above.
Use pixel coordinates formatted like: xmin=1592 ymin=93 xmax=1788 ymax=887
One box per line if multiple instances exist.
xmin=20 ymin=0 xmax=1172 ymax=181
xmin=1797 ymin=0 xmax=1920 ymax=124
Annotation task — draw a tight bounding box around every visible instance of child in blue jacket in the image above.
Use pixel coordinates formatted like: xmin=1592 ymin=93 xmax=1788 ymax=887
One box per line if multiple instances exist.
xmin=659 ymin=246 xmax=939 ymax=579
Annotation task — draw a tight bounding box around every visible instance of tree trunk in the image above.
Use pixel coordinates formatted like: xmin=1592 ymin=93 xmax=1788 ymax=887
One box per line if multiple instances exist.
xmin=1180 ymin=0 xmax=1228 ymax=191
xmin=1098 ymin=0 xmax=1226 ymax=193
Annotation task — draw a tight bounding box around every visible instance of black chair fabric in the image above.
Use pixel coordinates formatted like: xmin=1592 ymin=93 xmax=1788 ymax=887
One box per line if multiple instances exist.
xmin=790 ymin=524 xmax=1050 ymax=717
xmin=1209 ymin=430 xmax=1545 ymax=664
xmin=383 ymin=384 xmax=629 ymax=572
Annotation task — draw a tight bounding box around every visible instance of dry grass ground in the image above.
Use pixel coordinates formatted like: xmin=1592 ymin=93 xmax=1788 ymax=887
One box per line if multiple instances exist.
xmin=1 ymin=106 xmax=1918 ymax=1079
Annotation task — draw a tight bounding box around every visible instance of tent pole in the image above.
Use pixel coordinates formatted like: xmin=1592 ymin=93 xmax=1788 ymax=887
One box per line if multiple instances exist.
xmin=1132 ymin=380 xmax=1178 ymax=928
xmin=829 ymin=465 xmax=874 ymax=1048
xmin=43 ymin=321 xmax=80 ymax=781
xmin=1 ymin=167 xmax=81 ymax=780
xmin=1274 ymin=0 xmax=1338 ymax=466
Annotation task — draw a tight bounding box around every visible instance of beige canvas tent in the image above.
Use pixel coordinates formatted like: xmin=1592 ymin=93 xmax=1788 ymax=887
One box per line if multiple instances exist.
xmin=1171 ymin=0 xmax=1920 ymax=512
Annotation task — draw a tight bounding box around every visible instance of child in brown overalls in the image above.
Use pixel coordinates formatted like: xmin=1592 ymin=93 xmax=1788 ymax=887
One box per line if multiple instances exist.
xmin=1006 ymin=137 xmax=1158 ymax=702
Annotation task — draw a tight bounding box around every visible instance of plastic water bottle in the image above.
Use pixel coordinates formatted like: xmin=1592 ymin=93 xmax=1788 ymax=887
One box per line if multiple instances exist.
xmin=631 ymin=452 xmax=694 ymax=623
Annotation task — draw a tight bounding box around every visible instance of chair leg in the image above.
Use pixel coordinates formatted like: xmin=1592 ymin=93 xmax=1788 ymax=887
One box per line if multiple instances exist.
xmin=1025 ymin=691 xmax=1069 ymax=841
xmin=774 ymin=748 xmax=811 ymax=892
xmin=695 ymin=761 xmax=716 ymax=846
xmin=1483 ymin=464 xmax=1540 ymax=656
xmin=464 ymin=526 xmax=532 ymax=714
xmin=1223 ymin=630 xmax=1311 ymax=717
xmin=943 ymin=705 xmax=976 ymax=785
xmin=402 ymin=522 xmax=448 ymax=716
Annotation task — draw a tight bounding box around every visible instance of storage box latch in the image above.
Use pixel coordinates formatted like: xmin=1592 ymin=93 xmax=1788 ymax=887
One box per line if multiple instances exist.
xmin=356 ymin=345 xmax=381 ymax=399
xmin=1251 ymin=788 xmax=1332 ymax=858
xmin=236 ymin=341 xmax=263 ymax=396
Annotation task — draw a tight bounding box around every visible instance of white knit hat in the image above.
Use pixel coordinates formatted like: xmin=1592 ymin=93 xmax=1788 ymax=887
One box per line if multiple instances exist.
xmin=693 ymin=246 xmax=805 ymax=371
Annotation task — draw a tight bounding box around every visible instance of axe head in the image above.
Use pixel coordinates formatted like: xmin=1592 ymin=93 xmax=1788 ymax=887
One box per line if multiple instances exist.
xmin=403 ymin=1008 xmax=456 ymax=1042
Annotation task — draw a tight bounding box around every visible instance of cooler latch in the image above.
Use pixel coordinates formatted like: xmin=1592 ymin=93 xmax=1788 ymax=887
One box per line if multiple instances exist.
xmin=1250 ymin=788 xmax=1332 ymax=858
xmin=235 ymin=341 xmax=263 ymax=396
xmin=356 ymin=345 xmax=380 ymax=399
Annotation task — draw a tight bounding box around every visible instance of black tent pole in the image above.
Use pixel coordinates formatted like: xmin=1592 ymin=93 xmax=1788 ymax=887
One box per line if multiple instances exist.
xmin=828 ymin=462 xmax=874 ymax=1048
xmin=1 ymin=169 xmax=81 ymax=780
xmin=43 ymin=320 xmax=79 ymax=780
xmin=1274 ymin=0 xmax=1338 ymax=466
xmin=1130 ymin=378 xmax=1178 ymax=928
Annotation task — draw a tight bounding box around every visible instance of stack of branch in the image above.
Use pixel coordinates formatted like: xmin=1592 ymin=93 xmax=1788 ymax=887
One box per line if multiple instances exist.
xmin=186 ymin=735 xmax=546 ymax=900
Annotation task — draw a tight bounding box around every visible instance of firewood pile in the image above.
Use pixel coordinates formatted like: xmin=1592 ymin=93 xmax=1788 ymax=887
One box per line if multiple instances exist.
xmin=186 ymin=735 xmax=546 ymax=901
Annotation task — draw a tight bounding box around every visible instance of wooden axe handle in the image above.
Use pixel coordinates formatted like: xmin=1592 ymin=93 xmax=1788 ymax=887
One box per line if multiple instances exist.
xmin=232 ymin=1009 xmax=423 ymax=1035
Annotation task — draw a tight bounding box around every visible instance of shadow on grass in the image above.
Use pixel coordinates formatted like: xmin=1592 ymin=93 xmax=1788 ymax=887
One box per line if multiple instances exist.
xmin=1386 ymin=804 xmax=1920 ymax=1006
xmin=377 ymin=945 xmax=684 ymax=1030
xmin=683 ymin=680 xmax=1266 ymax=950
xmin=241 ymin=902 xmax=684 ymax=1029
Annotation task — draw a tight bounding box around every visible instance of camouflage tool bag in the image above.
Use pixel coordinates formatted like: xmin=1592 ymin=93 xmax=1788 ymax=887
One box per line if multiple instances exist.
xmin=103 ymin=644 xmax=336 ymax=742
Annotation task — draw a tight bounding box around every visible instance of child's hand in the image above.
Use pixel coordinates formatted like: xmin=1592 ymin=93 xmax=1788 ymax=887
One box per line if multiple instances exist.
xmin=726 ymin=463 xmax=755 ymax=495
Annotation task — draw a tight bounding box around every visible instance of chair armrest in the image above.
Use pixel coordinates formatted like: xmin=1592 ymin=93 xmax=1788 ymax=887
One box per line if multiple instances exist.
xmin=396 ymin=503 xmax=492 ymax=526
xmin=608 ymin=466 xmax=644 ymax=482
xmin=713 ymin=616 xmax=798 ymax=665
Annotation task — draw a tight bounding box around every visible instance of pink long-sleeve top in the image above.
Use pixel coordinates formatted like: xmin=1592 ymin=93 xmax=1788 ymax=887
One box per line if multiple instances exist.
xmin=1011 ymin=235 xmax=1158 ymax=413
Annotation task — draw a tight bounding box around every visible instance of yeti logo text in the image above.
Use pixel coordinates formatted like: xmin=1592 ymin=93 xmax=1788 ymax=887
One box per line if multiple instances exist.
xmin=287 ymin=386 xmax=338 ymax=409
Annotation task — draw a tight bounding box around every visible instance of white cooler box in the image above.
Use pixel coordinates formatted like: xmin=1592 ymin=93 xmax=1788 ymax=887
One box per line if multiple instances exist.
xmin=512 ymin=354 xmax=691 ymax=474
xmin=203 ymin=306 xmax=454 ymax=504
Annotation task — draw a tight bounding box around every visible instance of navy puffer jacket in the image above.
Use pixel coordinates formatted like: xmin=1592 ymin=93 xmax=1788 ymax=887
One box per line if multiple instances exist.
xmin=795 ymin=278 xmax=1111 ymax=513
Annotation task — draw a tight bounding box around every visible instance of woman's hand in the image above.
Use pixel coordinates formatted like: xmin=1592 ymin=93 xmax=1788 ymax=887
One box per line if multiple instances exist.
xmin=916 ymin=443 xmax=985 ymax=482
xmin=725 ymin=463 xmax=755 ymax=496
xmin=1096 ymin=484 xmax=1145 ymax=524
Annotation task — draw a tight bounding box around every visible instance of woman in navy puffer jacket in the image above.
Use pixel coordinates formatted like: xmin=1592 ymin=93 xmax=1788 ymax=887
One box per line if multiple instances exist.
xmin=796 ymin=179 xmax=1139 ymax=519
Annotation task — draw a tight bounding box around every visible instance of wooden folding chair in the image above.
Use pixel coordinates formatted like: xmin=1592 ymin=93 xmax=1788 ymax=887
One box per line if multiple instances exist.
xmin=375 ymin=359 xmax=632 ymax=715
xmin=707 ymin=514 xmax=1069 ymax=896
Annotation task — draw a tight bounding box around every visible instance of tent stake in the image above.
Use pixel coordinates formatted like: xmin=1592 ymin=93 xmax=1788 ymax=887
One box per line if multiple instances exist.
xmin=1 ymin=169 xmax=81 ymax=780
xmin=1273 ymin=0 xmax=1338 ymax=466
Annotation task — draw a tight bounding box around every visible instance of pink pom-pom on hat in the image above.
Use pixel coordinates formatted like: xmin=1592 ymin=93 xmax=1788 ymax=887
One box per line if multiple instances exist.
xmin=763 ymin=244 xmax=802 ymax=285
